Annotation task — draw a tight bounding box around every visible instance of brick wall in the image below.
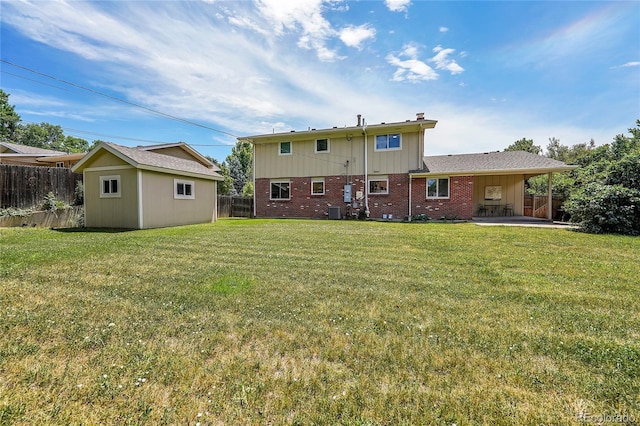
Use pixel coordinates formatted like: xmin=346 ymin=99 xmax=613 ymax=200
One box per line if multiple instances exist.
xmin=411 ymin=176 xmax=473 ymax=219
xmin=255 ymin=173 xmax=411 ymax=219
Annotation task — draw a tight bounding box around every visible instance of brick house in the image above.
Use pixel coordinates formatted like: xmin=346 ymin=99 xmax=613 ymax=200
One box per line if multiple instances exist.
xmin=242 ymin=114 xmax=576 ymax=221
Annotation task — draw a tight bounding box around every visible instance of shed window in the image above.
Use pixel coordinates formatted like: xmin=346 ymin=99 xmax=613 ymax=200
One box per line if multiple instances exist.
xmin=100 ymin=175 xmax=121 ymax=198
xmin=174 ymin=179 xmax=195 ymax=199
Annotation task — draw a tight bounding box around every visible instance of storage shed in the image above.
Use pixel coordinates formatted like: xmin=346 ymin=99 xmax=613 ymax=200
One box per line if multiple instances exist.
xmin=72 ymin=142 xmax=223 ymax=229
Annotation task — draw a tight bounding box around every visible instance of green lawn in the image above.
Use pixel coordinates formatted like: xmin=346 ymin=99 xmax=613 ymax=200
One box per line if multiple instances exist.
xmin=1 ymin=219 xmax=638 ymax=425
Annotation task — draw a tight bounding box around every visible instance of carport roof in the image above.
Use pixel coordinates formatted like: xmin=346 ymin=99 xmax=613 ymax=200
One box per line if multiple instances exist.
xmin=411 ymin=150 xmax=577 ymax=177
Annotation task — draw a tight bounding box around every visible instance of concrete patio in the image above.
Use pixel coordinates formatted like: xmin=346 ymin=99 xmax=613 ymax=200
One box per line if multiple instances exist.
xmin=472 ymin=216 xmax=577 ymax=229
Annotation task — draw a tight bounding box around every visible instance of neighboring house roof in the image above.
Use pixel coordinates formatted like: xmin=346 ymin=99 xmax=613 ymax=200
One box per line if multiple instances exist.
xmin=411 ymin=151 xmax=577 ymax=176
xmin=136 ymin=142 xmax=216 ymax=169
xmin=0 ymin=141 xmax=67 ymax=156
xmin=241 ymin=116 xmax=437 ymax=143
xmin=72 ymin=141 xmax=223 ymax=181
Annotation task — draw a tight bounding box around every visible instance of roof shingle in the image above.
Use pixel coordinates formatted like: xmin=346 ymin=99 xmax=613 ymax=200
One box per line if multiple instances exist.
xmin=416 ymin=151 xmax=576 ymax=175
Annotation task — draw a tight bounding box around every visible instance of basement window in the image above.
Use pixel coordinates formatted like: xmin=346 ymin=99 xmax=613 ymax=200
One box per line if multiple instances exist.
xmin=100 ymin=175 xmax=121 ymax=198
xmin=270 ymin=180 xmax=291 ymax=200
xmin=427 ymin=177 xmax=449 ymax=199
xmin=369 ymin=177 xmax=389 ymax=195
xmin=311 ymin=178 xmax=325 ymax=195
xmin=174 ymin=179 xmax=195 ymax=199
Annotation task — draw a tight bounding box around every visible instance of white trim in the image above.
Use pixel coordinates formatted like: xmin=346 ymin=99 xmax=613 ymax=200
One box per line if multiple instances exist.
xmin=279 ymin=141 xmax=292 ymax=156
xmin=137 ymin=170 xmax=144 ymax=229
xmin=84 ymin=165 xmax=135 ymax=172
xmin=174 ymin=178 xmax=195 ymax=199
xmin=315 ymin=138 xmax=330 ymax=154
xmin=99 ymin=175 xmax=121 ymax=198
xmin=270 ymin=179 xmax=291 ymax=200
xmin=311 ymin=178 xmax=325 ymax=195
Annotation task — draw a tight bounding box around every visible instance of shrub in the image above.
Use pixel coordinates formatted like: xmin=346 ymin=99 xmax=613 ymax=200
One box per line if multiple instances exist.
xmin=564 ymin=183 xmax=640 ymax=235
xmin=74 ymin=181 xmax=84 ymax=206
xmin=41 ymin=192 xmax=67 ymax=213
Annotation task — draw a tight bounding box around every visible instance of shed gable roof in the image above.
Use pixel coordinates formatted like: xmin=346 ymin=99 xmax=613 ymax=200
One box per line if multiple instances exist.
xmin=72 ymin=142 xmax=223 ymax=180
xmin=413 ymin=151 xmax=577 ymax=176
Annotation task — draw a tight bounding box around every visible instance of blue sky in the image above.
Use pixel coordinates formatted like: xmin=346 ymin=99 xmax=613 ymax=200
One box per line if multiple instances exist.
xmin=1 ymin=0 xmax=638 ymax=162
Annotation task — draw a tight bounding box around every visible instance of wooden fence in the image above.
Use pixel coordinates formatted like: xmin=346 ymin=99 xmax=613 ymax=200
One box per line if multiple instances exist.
xmin=218 ymin=195 xmax=253 ymax=218
xmin=1 ymin=164 xmax=83 ymax=209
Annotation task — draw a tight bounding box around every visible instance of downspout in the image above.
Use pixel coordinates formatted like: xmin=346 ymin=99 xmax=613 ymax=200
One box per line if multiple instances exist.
xmin=547 ymin=172 xmax=553 ymax=221
xmin=408 ymin=173 xmax=412 ymax=221
xmin=362 ymin=119 xmax=369 ymax=217
xmin=251 ymin=140 xmax=256 ymax=218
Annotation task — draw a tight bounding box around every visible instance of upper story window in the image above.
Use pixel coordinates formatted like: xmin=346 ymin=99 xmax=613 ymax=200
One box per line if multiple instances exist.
xmin=375 ymin=133 xmax=401 ymax=151
xmin=270 ymin=180 xmax=291 ymax=200
xmin=427 ymin=177 xmax=449 ymax=199
xmin=279 ymin=141 xmax=292 ymax=155
xmin=174 ymin=179 xmax=195 ymax=199
xmin=315 ymin=138 xmax=330 ymax=153
xmin=100 ymin=175 xmax=121 ymax=198
xmin=56 ymin=162 xmax=65 ymax=168
xmin=369 ymin=177 xmax=389 ymax=195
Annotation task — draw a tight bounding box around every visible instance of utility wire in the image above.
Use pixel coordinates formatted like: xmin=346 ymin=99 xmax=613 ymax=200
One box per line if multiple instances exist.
xmin=1 ymin=59 xmax=239 ymax=139
xmin=19 ymin=120 xmax=232 ymax=147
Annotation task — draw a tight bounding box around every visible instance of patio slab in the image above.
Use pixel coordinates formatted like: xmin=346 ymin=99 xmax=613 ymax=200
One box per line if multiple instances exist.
xmin=473 ymin=216 xmax=577 ymax=229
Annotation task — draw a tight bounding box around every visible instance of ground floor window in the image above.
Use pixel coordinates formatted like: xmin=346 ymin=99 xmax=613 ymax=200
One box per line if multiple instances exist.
xmin=174 ymin=179 xmax=195 ymax=199
xmin=427 ymin=177 xmax=449 ymax=198
xmin=311 ymin=178 xmax=325 ymax=195
xmin=369 ymin=177 xmax=389 ymax=194
xmin=271 ymin=180 xmax=291 ymax=200
xmin=100 ymin=175 xmax=121 ymax=198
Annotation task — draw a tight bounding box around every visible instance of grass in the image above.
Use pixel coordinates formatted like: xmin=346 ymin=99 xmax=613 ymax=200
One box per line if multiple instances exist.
xmin=1 ymin=219 xmax=639 ymax=425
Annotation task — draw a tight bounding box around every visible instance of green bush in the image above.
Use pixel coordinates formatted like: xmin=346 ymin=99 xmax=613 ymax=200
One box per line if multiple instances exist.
xmin=564 ymin=183 xmax=640 ymax=235
xmin=74 ymin=181 xmax=84 ymax=206
xmin=41 ymin=192 xmax=66 ymax=213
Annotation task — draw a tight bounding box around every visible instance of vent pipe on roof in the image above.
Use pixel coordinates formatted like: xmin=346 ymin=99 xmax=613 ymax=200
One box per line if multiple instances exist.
xmin=357 ymin=114 xmax=362 ymax=127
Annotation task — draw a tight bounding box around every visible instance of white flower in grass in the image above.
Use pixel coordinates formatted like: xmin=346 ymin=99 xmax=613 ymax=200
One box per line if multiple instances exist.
xmin=77 ymin=384 xmax=82 ymax=388
xmin=108 ymin=323 xmax=115 ymax=327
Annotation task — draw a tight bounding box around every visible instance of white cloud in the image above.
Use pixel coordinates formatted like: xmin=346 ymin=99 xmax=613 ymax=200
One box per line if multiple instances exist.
xmin=386 ymin=43 xmax=464 ymax=81
xmin=439 ymin=26 xmax=448 ymax=33
xmin=339 ymin=24 xmax=376 ymax=49
xmin=619 ymin=61 xmax=640 ymax=68
xmin=386 ymin=44 xmax=438 ymax=82
xmin=430 ymin=45 xmax=464 ymax=75
xmin=385 ymin=0 xmax=411 ymax=13
xmin=255 ymin=0 xmax=341 ymax=61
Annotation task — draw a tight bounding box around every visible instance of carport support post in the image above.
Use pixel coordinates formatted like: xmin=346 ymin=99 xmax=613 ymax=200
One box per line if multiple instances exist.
xmin=547 ymin=172 xmax=553 ymax=221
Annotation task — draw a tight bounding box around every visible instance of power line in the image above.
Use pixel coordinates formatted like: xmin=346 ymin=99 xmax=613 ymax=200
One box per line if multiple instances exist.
xmin=19 ymin=120 xmax=233 ymax=147
xmin=1 ymin=59 xmax=239 ymax=139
